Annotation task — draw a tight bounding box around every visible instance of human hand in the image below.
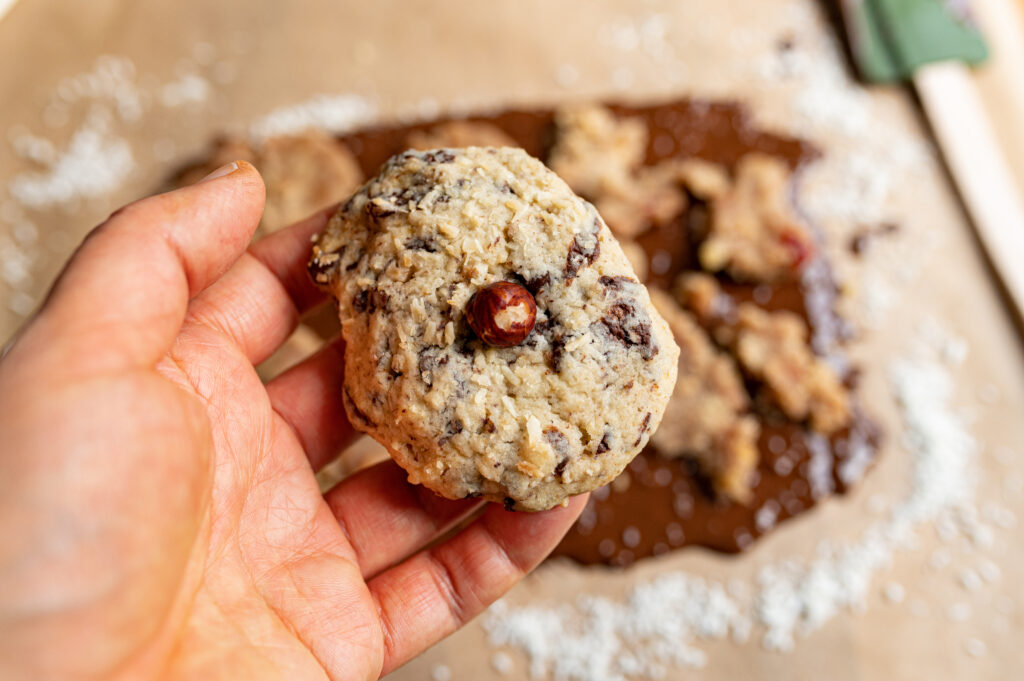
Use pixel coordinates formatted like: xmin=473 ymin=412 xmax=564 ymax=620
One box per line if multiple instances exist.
xmin=0 ymin=162 xmax=586 ymax=681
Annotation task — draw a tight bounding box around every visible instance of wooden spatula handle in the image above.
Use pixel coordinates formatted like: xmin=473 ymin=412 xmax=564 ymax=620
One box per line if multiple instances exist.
xmin=915 ymin=61 xmax=1024 ymax=323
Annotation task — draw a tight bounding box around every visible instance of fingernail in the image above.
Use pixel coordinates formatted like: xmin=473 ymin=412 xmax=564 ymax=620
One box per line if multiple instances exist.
xmin=197 ymin=161 xmax=239 ymax=184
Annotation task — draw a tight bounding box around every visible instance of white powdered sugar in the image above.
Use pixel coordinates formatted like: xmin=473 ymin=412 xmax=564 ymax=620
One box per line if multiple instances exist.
xmin=490 ymin=651 xmax=515 ymax=675
xmin=8 ymin=56 xmax=144 ymax=213
xmin=3 ymin=57 xmax=144 ymax=216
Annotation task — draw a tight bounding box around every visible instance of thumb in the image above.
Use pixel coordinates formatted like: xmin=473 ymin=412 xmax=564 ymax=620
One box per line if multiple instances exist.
xmin=19 ymin=161 xmax=265 ymax=374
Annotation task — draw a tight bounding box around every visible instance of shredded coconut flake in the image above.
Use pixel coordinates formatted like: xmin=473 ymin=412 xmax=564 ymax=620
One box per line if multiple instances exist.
xmin=964 ymin=638 xmax=987 ymax=658
xmin=484 ymin=575 xmax=749 ymax=680
xmin=484 ymin=321 xmax=996 ymax=675
xmin=8 ymin=109 xmax=134 ymax=209
xmin=249 ymin=94 xmax=376 ymax=140
xmin=490 ymin=651 xmax=514 ymax=676
xmin=160 ymin=72 xmax=211 ymax=107
xmin=883 ymin=582 xmax=906 ymax=604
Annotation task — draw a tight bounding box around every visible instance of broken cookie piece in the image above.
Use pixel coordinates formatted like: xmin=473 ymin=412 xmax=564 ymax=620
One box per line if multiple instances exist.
xmin=405 ymin=120 xmax=517 ymax=150
xmin=309 ymin=147 xmax=679 ymax=511
xmin=677 ymin=273 xmax=850 ymax=434
xmin=548 ymin=104 xmax=691 ymax=239
xmin=649 ymin=289 xmax=760 ymax=502
xmin=547 ymin=104 xmax=648 ymax=200
xmin=178 ymin=131 xmax=364 ymax=234
xmin=593 ymin=163 xmax=691 ymax=238
xmin=691 ymin=153 xmax=814 ymax=282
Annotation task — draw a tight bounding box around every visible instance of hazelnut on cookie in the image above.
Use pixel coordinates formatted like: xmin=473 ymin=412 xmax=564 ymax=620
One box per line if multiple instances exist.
xmin=309 ymin=147 xmax=679 ymax=511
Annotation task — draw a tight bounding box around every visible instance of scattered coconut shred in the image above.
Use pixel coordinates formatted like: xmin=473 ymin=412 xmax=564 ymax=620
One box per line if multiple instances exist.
xmin=8 ymin=108 xmax=134 ymax=209
xmin=248 ymin=94 xmax=377 ymax=140
xmin=0 ymin=50 xmax=376 ymax=319
xmin=477 ymin=3 xmax=1010 ymax=679
xmin=482 ymin=324 xmax=985 ymax=678
xmin=0 ymin=2 xmax=1015 ymax=676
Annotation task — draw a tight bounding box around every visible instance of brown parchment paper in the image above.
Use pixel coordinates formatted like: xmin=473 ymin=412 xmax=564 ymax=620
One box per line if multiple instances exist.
xmin=0 ymin=1 xmax=1021 ymax=679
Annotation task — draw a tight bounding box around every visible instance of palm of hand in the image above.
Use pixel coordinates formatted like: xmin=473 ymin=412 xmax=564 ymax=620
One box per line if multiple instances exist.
xmin=0 ymin=164 xmax=584 ymax=681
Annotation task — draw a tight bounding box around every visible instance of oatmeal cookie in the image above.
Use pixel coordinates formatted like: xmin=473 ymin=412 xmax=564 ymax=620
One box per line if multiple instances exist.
xmin=309 ymin=147 xmax=679 ymax=511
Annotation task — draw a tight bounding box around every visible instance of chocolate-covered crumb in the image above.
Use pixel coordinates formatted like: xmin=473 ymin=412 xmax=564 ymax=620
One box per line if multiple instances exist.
xmin=421 ymin=149 xmax=455 ymax=164
xmin=598 ymin=302 xmax=657 ymax=360
xmin=633 ymin=412 xmax=652 ymax=446
xmin=544 ymin=427 xmax=570 ymax=458
xmin=365 ymin=199 xmax=396 ymax=221
xmin=525 ymin=272 xmax=552 ymax=295
xmin=308 ymin=252 xmax=340 ymax=283
xmin=564 ymin=218 xmax=602 ymax=282
xmin=353 ymin=287 xmax=389 ymax=313
xmin=344 ymin=386 xmax=376 ymax=428
xmin=406 ymin=236 xmax=438 ymax=252
xmin=599 ymin=275 xmax=637 ymax=290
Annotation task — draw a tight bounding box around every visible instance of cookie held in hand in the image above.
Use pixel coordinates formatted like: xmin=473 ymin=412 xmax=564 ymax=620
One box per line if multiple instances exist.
xmin=309 ymin=147 xmax=679 ymax=511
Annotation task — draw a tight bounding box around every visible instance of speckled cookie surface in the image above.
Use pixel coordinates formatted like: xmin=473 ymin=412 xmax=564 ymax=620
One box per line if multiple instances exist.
xmin=309 ymin=147 xmax=679 ymax=510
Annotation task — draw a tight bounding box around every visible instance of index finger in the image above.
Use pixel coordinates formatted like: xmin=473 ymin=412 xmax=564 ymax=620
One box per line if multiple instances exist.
xmin=178 ymin=203 xmax=335 ymax=365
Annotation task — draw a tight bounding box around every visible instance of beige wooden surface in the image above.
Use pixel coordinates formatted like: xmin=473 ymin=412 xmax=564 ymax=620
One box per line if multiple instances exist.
xmin=0 ymin=1 xmax=1021 ymax=679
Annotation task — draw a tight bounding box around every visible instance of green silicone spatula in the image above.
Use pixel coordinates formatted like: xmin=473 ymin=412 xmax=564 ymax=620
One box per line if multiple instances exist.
xmin=842 ymin=0 xmax=988 ymax=82
xmin=839 ymin=0 xmax=1024 ymax=325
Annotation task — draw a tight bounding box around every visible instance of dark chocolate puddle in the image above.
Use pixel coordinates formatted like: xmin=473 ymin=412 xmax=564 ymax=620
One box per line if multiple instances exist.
xmin=178 ymin=98 xmax=878 ymax=565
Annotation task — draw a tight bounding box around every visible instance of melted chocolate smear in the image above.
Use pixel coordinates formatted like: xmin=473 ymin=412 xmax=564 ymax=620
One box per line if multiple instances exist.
xmin=558 ymin=416 xmax=880 ymax=564
xmin=255 ymin=100 xmax=815 ymax=344
xmin=240 ymin=98 xmax=871 ymax=564
xmin=548 ymin=103 xmax=877 ymax=564
xmin=337 ymin=100 xmax=814 ymax=186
